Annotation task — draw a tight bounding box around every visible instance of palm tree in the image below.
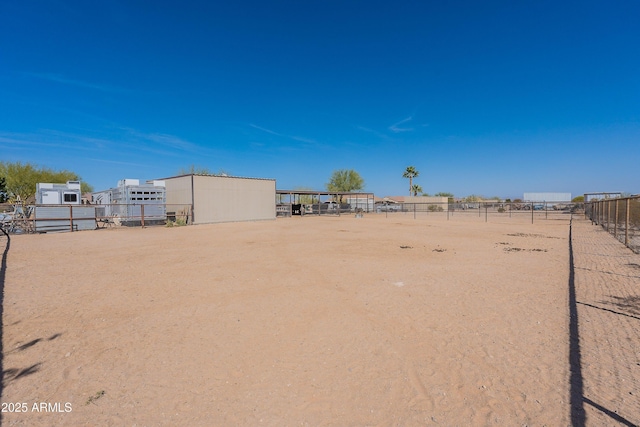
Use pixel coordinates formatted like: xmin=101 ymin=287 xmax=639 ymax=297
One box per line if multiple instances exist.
xmin=411 ymin=184 xmax=423 ymax=196
xmin=402 ymin=166 xmax=419 ymax=196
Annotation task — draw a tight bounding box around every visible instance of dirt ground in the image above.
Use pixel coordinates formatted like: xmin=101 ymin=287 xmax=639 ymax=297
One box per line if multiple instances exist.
xmin=0 ymin=212 xmax=592 ymax=425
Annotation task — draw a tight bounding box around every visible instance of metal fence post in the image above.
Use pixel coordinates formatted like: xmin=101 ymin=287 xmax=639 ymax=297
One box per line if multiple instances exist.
xmin=545 ymin=202 xmax=548 ymax=220
xmin=531 ymin=202 xmax=534 ymax=224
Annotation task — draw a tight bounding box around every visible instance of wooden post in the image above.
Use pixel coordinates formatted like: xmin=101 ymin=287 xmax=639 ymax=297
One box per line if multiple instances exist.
xmin=531 ymin=202 xmax=534 ymax=224
xmin=625 ymin=198 xmax=630 ymax=248
xmin=613 ymin=199 xmax=618 ymax=239
xmin=69 ymin=205 xmax=74 ymax=232
xmin=606 ymin=200 xmax=610 ymax=232
xmin=141 ymin=204 xmax=145 ymax=228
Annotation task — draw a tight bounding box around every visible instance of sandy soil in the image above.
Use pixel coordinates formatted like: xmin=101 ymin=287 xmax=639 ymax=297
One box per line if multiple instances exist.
xmin=1 ymin=213 xmax=577 ymax=425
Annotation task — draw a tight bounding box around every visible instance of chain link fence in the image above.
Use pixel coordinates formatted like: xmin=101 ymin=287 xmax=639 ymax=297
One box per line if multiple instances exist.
xmin=375 ymin=201 xmax=580 ymax=223
xmin=276 ymin=200 xmax=581 ymax=223
xmin=585 ymin=195 xmax=640 ymax=253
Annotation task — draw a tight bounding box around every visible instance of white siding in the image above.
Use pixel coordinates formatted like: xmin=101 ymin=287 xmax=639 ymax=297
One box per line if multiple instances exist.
xmin=523 ymin=192 xmax=572 ymax=202
xmin=164 ymin=175 xmax=276 ymax=224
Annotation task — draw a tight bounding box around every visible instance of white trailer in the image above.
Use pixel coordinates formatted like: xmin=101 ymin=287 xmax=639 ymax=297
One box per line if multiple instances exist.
xmin=92 ymin=179 xmax=166 ymax=225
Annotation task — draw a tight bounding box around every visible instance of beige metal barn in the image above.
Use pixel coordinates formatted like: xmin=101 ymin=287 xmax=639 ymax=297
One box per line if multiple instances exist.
xmin=160 ymin=174 xmax=276 ymax=225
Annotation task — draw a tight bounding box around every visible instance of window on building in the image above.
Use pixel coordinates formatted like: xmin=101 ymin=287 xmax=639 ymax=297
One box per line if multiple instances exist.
xmin=64 ymin=193 xmax=78 ymax=203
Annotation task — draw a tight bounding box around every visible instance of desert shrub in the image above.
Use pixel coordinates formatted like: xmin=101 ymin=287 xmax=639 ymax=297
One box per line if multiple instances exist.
xmin=166 ymin=217 xmax=187 ymax=227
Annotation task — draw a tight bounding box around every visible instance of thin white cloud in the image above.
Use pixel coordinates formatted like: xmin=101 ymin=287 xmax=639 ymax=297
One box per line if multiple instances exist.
xmin=125 ymin=129 xmax=200 ymax=152
xmin=249 ymin=123 xmax=320 ymax=147
xmin=84 ymin=158 xmax=151 ymax=168
xmin=26 ymin=72 xmax=127 ymax=93
xmin=389 ymin=116 xmax=414 ymax=133
xmin=0 ymin=132 xmax=108 ymax=151
xmin=249 ymin=124 xmax=284 ymax=137
xmin=355 ymin=125 xmax=393 ymax=141
xmin=0 ymin=127 xmax=209 ymax=159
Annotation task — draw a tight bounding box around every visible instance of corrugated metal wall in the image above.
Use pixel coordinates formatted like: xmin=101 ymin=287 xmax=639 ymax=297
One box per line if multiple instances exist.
xmin=34 ymin=206 xmax=96 ymax=232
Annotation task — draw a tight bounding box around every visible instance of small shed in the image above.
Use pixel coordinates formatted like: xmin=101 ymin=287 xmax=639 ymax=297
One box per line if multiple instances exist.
xmin=160 ymin=174 xmax=276 ymax=224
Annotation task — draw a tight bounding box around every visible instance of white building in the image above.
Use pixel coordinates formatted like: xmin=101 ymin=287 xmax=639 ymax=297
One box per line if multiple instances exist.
xmin=523 ymin=192 xmax=572 ymax=203
xmin=36 ymin=181 xmax=82 ymax=204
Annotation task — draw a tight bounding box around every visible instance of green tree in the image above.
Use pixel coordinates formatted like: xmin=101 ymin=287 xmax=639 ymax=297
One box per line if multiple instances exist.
xmin=434 ymin=192 xmax=454 ymax=203
xmin=0 ymin=162 xmax=93 ymax=204
xmin=435 ymin=192 xmax=454 ymax=198
xmin=293 ymin=187 xmax=317 ymax=204
xmin=411 ymin=184 xmax=423 ymax=196
xmin=572 ymin=195 xmax=585 ymax=203
xmin=177 ymin=165 xmax=230 ymax=176
xmin=326 ymin=169 xmax=365 ymax=193
xmin=0 ymin=161 xmax=93 ymax=204
xmin=0 ymin=176 xmax=7 ymax=203
xmin=402 ymin=166 xmax=419 ymax=196
xmin=464 ymin=194 xmax=483 ymax=203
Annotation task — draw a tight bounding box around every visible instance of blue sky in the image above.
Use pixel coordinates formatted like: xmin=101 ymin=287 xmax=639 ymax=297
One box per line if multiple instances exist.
xmin=1 ymin=1 xmax=638 ymax=199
